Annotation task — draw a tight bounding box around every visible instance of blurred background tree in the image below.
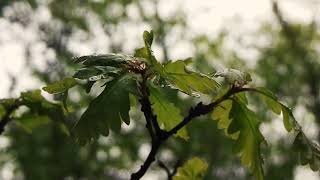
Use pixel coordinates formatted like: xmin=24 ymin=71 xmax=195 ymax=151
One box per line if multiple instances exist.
xmin=0 ymin=0 xmax=319 ymax=180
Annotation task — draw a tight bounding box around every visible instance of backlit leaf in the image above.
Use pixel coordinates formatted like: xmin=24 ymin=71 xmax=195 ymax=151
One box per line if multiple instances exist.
xmin=212 ymin=100 xmax=238 ymax=139
xmin=281 ymin=105 xmax=293 ymax=132
xmin=149 ymin=84 xmax=188 ymax=140
xmin=228 ymin=99 xmax=265 ymax=180
xmin=255 ymin=87 xmax=294 ymax=132
xmin=163 ymin=60 xmax=219 ymax=95
xmin=173 ymin=157 xmax=208 ymax=180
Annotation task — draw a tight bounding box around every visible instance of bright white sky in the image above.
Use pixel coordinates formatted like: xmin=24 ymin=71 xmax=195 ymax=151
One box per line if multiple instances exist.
xmin=0 ymin=0 xmax=320 ymax=179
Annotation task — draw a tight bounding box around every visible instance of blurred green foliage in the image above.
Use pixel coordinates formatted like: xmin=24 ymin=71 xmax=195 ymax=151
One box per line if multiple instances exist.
xmin=0 ymin=1 xmax=319 ymax=180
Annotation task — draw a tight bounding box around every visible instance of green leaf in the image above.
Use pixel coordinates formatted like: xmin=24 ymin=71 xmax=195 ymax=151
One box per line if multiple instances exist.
xmin=281 ymin=105 xmax=293 ymax=132
xmin=134 ymin=30 xmax=164 ymax=75
xmin=0 ymin=105 xmax=5 ymax=119
xmin=21 ymin=90 xmax=44 ymax=103
xmin=20 ymin=90 xmax=66 ymax=123
xmin=256 ymin=87 xmax=281 ymax=114
xmin=212 ymin=100 xmax=238 ymax=139
xmin=59 ymin=123 xmax=71 ymax=136
xmin=149 ymin=85 xmax=188 ymax=140
xmin=11 ymin=90 xmax=67 ymax=134
xmin=236 ymin=92 xmax=248 ymax=105
xmin=73 ymin=53 xmax=131 ymax=67
xmin=0 ymin=98 xmax=16 ymax=108
xmin=228 ymin=99 xmax=265 ymax=180
xmin=73 ymin=74 xmax=138 ymax=145
xmin=42 ymin=77 xmax=77 ymax=94
xmin=163 ymin=60 xmax=220 ymax=95
xmin=293 ymin=131 xmax=320 ymax=171
xmin=255 ymin=87 xmax=294 ymax=132
xmin=173 ymin=157 xmax=208 ymax=180
xmin=143 ymin=30 xmax=154 ymax=47
xmin=15 ymin=114 xmax=50 ymax=133
xmin=134 ymin=47 xmax=148 ymax=59
xmin=73 ymin=66 xmax=120 ymax=80
xmin=129 ymin=93 xmax=138 ymax=107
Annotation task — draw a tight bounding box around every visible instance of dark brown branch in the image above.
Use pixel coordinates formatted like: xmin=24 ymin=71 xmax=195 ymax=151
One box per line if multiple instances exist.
xmin=131 ymin=86 xmax=250 ymax=180
xmin=139 ymin=96 xmax=156 ymax=142
xmin=139 ymin=71 xmax=163 ymax=142
xmin=131 ymin=140 xmax=161 ymax=180
xmin=165 ymin=87 xmax=242 ymax=138
xmin=0 ymin=99 xmax=22 ymax=135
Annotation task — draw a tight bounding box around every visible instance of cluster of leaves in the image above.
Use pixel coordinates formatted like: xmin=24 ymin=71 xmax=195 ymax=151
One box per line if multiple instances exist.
xmin=41 ymin=30 xmax=221 ymax=145
xmin=173 ymin=157 xmax=208 ymax=180
xmin=31 ymin=30 xmax=320 ymax=179
xmin=0 ymin=90 xmax=66 ymax=134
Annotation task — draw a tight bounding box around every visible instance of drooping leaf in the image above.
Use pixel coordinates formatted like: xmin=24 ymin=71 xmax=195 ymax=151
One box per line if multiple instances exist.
xmin=254 ymin=87 xmax=294 ymax=132
xmin=73 ymin=74 xmax=139 ymax=145
xmin=42 ymin=77 xmax=77 ymax=94
xmin=149 ymin=84 xmax=188 ymax=140
xmin=228 ymin=99 xmax=265 ymax=180
xmin=293 ymin=131 xmax=320 ymax=171
xmin=173 ymin=157 xmax=208 ymax=180
xmin=212 ymin=100 xmax=238 ymax=139
xmin=163 ymin=60 xmax=220 ymax=95
xmin=73 ymin=53 xmax=131 ymax=67
xmin=281 ymin=105 xmax=294 ymax=132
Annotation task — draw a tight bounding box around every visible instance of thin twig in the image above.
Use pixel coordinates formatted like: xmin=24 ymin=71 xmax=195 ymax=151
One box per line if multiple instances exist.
xmin=158 ymin=160 xmax=171 ymax=179
xmin=158 ymin=159 xmax=182 ymax=180
xmin=171 ymin=160 xmax=182 ymax=178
